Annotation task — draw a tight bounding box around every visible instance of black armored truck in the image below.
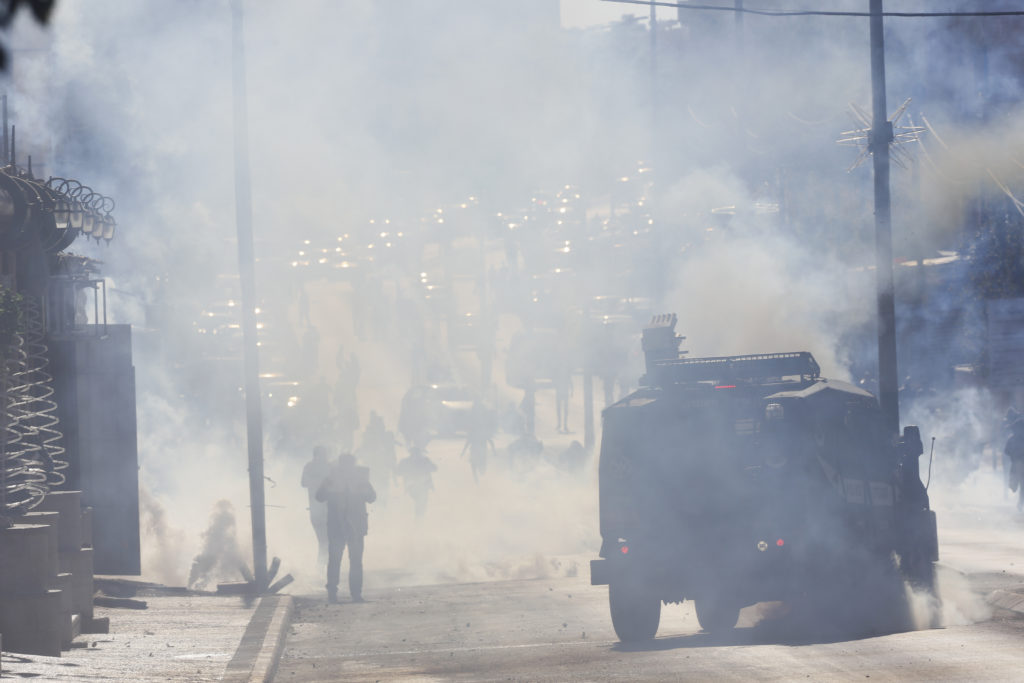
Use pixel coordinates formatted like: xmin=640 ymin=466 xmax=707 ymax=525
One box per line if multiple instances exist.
xmin=590 ymin=314 xmax=938 ymax=640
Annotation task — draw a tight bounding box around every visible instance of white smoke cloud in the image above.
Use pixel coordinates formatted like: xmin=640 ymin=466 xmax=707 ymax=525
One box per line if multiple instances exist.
xmin=0 ymin=3 xmax=1012 ymax=632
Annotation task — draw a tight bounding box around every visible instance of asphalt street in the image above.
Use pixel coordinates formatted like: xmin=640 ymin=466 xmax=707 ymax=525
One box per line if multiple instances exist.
xmin=276 ymin=462 xmax=1024 ymax=682
xmin=276 ymin=567 xmax=1024 ymax=682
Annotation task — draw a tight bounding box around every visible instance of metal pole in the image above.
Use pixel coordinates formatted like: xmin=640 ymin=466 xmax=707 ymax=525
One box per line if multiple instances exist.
xmin=869 ymin=0 xmax=899 ymax=435
xmin=650 ymin=0 xmax=657 ymax=111
xmin=649 ymin=1 xmax=658 ymax=170
xmin=583 ymin=370 xmax=594 ymax=451
xmin=733 ymin=1 xmax=745 ymax=145
xmin=735 ymin=0 xmax=744 ymax=49
xmin=2 ymin=95 xmax=8 ymax=165
xmin=231 ymin=0 xmax=268 ymax=590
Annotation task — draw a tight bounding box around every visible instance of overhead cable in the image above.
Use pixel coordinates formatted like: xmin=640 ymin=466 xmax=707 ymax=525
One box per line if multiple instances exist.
xmin=602 ymin=0 xmax=1024 ymax=18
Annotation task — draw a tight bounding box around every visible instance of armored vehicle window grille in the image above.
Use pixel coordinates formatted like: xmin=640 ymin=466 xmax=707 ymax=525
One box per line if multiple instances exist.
xmin=654 ymin=352 xmax=820 ymax=386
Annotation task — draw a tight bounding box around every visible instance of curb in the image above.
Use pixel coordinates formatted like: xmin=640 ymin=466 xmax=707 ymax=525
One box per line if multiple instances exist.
xmin=222 ymin=594 xmax=294 ymax=683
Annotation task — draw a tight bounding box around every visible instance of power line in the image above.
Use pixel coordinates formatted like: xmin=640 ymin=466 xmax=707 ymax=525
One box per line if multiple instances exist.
xmin=602 ymin=0 xmax=1024 ymax=18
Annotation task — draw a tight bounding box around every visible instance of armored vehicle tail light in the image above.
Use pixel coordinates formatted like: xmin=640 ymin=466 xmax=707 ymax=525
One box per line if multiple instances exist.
xmin=776 ymin=539 xmax=785 ymax=547
xmin=620 ymin=545 xmax=629 ymax=555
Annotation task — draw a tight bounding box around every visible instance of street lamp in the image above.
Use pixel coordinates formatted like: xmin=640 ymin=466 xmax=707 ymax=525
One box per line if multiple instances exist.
xmin=81 ymin=208 xmax=95 ymax=237
xmin=43 ymin=177 xmax=117 ymax=250
xmin=69 ymin=200 xmax=84 ymax=231
xmin=53 ymin=197 xmax=70 ymax=230
xmin=101 ymin=213 xmax=116 ymax=242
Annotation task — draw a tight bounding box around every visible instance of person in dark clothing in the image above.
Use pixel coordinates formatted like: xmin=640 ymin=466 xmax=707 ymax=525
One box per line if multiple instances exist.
xmin=316 ymin=453 xmax=376 ymax=603
xmin=1006 ymin=418 xmax=1024 ymax=511
xmin=460 ymin=401 xmax=496 ymax=483
xmin=396 ymin=446 xmax=437 ymax=517
xmin=356 ymin=411 xmax=398 ymax=506
xmin=300 ymin=445 xmax=331 ymax=564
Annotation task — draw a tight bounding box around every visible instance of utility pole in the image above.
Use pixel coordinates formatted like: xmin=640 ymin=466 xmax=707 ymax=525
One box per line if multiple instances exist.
xmin=649 ymin=1 xmax=657 ymax=104
xmin=231 ymin=0 xmax=268 ymax=590
xmin=735 ymin=0 xmax=744 ymax=51
xmin=733 ymin=1 xmax=745 ymax=134
xmin=869 ymin=0 xmax=900 ymax=435
xmin=649 ymin=0 xmax=658 ymax=169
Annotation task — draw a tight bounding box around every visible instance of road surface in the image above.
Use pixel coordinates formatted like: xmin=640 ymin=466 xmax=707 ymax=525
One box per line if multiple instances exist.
xmin=277 ymin=455 xmax=1024 ymax=681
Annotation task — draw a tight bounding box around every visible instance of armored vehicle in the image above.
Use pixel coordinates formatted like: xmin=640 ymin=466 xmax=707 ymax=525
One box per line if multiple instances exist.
xmin=590 ymin=314 xmax=938 ymax=640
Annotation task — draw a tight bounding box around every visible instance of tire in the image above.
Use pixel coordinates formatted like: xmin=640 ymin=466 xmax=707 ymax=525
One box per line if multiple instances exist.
xmin=900 ymin=552 xmax=940 ymax=629
xmin=694 ymin=597 xmax=740 ymax=633
xmin=900 ymin=551 xmax=936 ymax=594
xmin=609 ymin=581 xmax=661 ymax=642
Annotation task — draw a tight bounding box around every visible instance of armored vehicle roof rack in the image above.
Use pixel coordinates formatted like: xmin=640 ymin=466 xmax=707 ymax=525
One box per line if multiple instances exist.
xmin=639 ymin=314 xmax=820 ymax=386
xmin=647 ymin=352 xmax=821 ymax=387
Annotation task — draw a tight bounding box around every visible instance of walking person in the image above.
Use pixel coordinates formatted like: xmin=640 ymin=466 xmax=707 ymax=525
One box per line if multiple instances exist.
xmin=461 ymin=401 xmax=496 ymax=483
xmin=316 ymin=453 xmax=376 ymax=603
xmin=357 ymin=411 xmax=398 ymax=506
xmin=396 ymin=446 xmax=437 ymax=517
xmin=300 ymin=445 xmax=331 ymax=564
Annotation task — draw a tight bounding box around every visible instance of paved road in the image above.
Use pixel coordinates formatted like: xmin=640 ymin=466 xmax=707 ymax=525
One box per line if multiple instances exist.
xmin=278 ymin=472 xmax=1024 ymax=682
xmin=277 ymin=569 xmax=1024 ymax=682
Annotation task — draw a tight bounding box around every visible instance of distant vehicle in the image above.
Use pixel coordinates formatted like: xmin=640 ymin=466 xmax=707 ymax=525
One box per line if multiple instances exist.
xmin=591 ymin=314 xmax=938 ymax=641
xmin=398 ymin=384 xmax=475 ymax=443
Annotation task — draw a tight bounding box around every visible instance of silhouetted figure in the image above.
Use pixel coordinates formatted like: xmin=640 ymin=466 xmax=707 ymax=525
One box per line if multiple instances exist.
xmin=554 ymin=368 xmax=573 ymax=434
xmin=1006 ymin=419 xmax=1024 ymax=511
xmin=461 ymin=401 xmax=496 ymax=483
xmin=301 ymin=445 xmax=331 ymax=564
xmin=316 ymin=453 xmax=376 ymax=604
xmin=1003 ymin=407 xmax=1022 ymax=493
xmin=396 ymin=447 xmax=437 ymax=517
xmin=357 ymin=411 xmax=398 ymax=506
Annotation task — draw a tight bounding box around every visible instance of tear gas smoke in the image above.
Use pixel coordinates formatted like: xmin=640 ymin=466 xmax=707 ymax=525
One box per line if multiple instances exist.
xmin=0 ymin=1 xmax=1013 ymax=633
xmin=187 ymin=499 xmax=247 ymax=592
xmin=138 ymin=485 xmax=188 ymax=586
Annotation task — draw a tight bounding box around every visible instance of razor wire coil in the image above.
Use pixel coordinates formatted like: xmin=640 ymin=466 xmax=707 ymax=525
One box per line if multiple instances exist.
xmin=1 ymin=295 xmax=68 ymax=515
xmin=2 ymin=333 xmax=49 ymax=513
xmin=18 ymin=296 xmax=67 ymax=487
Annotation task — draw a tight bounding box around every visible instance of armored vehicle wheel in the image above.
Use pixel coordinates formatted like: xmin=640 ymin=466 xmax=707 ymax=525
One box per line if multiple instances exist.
xmin=900 ymin=552 xmax=936 ymax=594
xmin=695 ymin=597 xmax=740 ymax=633
xmin=609 ymin=581 xmax=661 ymax=642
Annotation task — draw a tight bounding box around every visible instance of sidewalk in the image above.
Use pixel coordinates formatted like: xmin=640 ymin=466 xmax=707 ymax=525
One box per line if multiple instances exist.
xmin=1 ymin=581 xmax=293 ymax=682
